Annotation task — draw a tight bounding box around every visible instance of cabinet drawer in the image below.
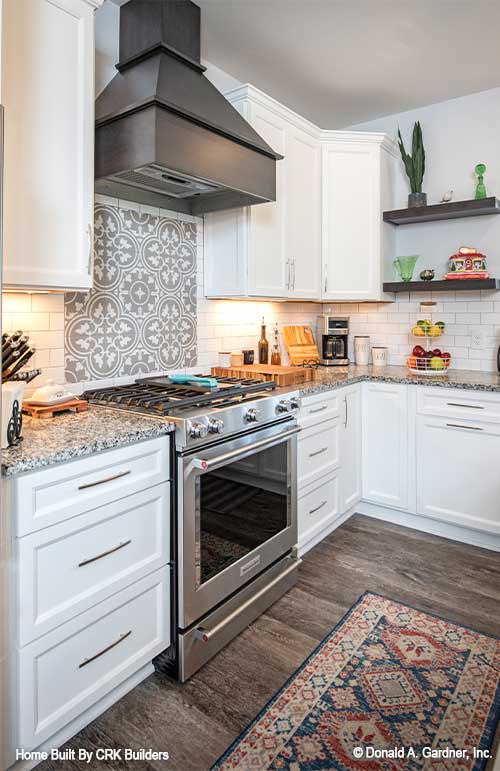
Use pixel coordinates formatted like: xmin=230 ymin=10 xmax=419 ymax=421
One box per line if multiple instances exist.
xmin=416 ymin=387 xmax=500 ymax=423
xmin=298 ymin=474 xmax=339 ymax=547
xmin=18 ymin=567 xmax=170 ymax=750
xmin=298 ymin=418 xmax=339 ymax=490
xmin=299 ymin=390 xmax=340 ymax=428
xmin=14 ymin=436 xmax=170 ymax=536
xmin=18 ymin=482 xmax=170 ymax=646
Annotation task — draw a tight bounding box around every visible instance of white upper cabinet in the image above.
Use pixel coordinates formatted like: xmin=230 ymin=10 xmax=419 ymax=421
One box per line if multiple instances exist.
xmin=1 ymin=0 xmax=100 ymax=291
xmin=321 ymin=132 xmax=397 ymax=301
xmin=204 ymin=85 xmax=322 ymax=300
xmin=286 ymin=125 xmax=321 ymax=299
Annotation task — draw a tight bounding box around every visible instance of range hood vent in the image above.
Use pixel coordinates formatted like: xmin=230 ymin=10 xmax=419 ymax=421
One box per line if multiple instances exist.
xmin=95 ymin=0 xmax=281 ymax=215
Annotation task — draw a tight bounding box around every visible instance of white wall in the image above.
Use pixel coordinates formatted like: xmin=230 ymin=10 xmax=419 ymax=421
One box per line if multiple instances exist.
xmin=339 ymin=86 xmax=500 ymax=372
xmin=350 ymin=86 xmax=500 ymax=280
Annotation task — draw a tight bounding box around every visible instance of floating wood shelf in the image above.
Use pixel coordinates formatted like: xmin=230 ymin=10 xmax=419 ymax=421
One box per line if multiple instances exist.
xmin=383 ymin=278 xmax=500 ymax=293
xmin=383 ymin=197 xmax=500 ymax=225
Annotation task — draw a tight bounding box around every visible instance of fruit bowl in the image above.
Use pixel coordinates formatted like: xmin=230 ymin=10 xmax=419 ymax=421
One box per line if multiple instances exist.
xmin=411 ymin=320 xmax=446 ymax=338
xmin=407 ymin=354 xmax=451 ymax=376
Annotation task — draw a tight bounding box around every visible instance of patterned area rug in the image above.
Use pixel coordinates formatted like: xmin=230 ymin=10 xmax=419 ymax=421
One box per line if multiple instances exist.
xmin=212 ymin=592 xmax=500 ymax=771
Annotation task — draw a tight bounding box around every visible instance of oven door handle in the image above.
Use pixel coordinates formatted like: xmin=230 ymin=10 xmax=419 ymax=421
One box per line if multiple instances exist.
xmin=190 ymin=426 xmax=300 ymax=471
xmin=194 ymin=556 xmax=301 ymax=643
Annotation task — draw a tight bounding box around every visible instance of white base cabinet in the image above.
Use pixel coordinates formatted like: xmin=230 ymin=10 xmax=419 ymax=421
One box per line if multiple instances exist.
xmin=2 ymin=436 xmax=171 ymax=767
xmin=1 ymin=0 xmax=100 ymax=290
xmin=416 ymin=416 xmax=500 ymax=536
xmin=339 ymin=386 xmax=362 ymax=512
xmin=362 ymin=382 xmax=409 ymax=510
xmin=297 ymin=385 xmax=361 ymax=551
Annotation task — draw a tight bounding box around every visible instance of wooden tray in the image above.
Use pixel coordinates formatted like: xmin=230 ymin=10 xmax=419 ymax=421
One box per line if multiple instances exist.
xmin=23 ymin=398 xmax=89 ymax=420
xmin=211 ymin=364 xmax=314 ymax=387
xmin=282 ymin=325 xmax=320 ymax=366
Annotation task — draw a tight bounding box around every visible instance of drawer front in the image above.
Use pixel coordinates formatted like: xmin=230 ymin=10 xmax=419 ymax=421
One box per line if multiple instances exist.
xmin=18 ymin=482 xmax=170 ymax=645
xmin=298 ymin=418 xmax=339 ymax=490
xmin=299 ymin=390 xmax=340 ymax=429
xmin=14 ymin=436 xmax=170 ymax=536
xmin=19 ymin=567 xmax=170 ymax=750
xmin=298 ymin=474 xmax=339 ymax=547
xmin=416 ymin=387 xmax=500 ymax=423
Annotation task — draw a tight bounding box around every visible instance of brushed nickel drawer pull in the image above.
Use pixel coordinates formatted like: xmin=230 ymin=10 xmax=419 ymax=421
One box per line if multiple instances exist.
xmin=447 ymin=402 xmax=484 ymax=410
xmin=309 ymin=405 xmax=328 ymax=414
xmin=78 ymin=540 xmax=132 ymax=568
xmin=309 ymin=500 xmax=327 ymax=514
xmin=78 ymin=469 xmax=131 ymax=490
xmin=78 ymin=630 xmax=132 ymax=669
xmin=309 ymin=446 xmax=328 ymax=458
xmin=446 ymin=423 xmax=484 ymax=431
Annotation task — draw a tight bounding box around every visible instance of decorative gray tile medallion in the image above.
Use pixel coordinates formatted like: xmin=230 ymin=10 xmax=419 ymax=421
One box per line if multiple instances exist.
xmin=65 ymin=204 xmax=197 ymax=382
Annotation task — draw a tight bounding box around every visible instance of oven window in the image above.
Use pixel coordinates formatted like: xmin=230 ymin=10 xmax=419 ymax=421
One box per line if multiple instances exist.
xmin=198 ymin=441 xmax=288 ymax=585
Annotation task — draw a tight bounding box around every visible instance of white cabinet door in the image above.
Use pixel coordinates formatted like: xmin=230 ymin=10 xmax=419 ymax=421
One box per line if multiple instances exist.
xmin=340 ymin=386 xmax=362 ymax=512
xmin=2 ymin=0 xmax=95 ymax=290
xmin=286 ymin=127 xmax=321 ymax=299
xmin=322 ymin=141 xmax=377 ymax=301
xmin=362 ymin=383 xmax=408 ymax=509
xmin=416 ymin=416 xmax=500 ymax=536
xmin=246 ymin=103 xmax=287 ymax=298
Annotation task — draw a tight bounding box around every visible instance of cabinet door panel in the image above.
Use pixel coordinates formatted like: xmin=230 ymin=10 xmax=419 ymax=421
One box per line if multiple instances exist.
xmin=286 ymin=128 xmax=321 ymax=299
xmin=362 ymin=383 xmax=408 ymax=509
xmin=416 ymin=417 xmax=500 ymax=535
xmin=322 ymin=143 xmax=379 ymax=301
xmin=340 ymin=387 xmax=362 ymax=512
xmin=247 ymin=107 xmax=287 ymax=297
xmin=2 ymin=0 xmax=94 ymax=290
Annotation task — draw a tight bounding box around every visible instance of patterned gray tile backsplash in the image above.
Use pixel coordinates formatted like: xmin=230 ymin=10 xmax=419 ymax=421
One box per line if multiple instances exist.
xmin=65 ymin=203 xmax=197 ymax=382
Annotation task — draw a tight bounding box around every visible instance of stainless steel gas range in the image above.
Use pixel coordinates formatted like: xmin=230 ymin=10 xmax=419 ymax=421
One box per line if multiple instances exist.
xmin=84 ymin=376 xmax=301 ymax=681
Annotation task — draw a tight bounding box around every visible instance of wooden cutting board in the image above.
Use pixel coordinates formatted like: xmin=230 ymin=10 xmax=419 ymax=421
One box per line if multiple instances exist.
xmin=211 ymin=364 xmax=314 ymax=386
xmin=282 ymin=325 xmax=320 ymax=366
xmin=22 ymin=398 xmax=89 ymax=420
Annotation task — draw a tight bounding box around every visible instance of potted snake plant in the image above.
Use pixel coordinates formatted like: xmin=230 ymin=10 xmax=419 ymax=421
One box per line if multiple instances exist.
xmin=398 ymin=121 xmax=426 ymax=207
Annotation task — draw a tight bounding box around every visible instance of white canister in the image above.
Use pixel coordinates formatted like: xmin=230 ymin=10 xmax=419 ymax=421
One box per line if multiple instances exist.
xmin=218 ymin=351 xmax=232 ymax=368
xmin=1 ymin=381 xmax=26 ymax=448
xmin=371 ymin=346 xmax=388 ymax=367
xmin=354 ymin=336 xmax=370 ymax=365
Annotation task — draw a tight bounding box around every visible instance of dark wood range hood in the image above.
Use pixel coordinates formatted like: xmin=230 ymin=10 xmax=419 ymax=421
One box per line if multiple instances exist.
xmin=95 ymin=0 xmax=282 ymax=215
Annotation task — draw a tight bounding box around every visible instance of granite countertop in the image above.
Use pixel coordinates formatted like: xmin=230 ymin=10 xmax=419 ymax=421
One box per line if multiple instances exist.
xmin=1 ymin=406 xmax=174 ymax=478
xmin=297 ymin=364 xmax=500 ymax=396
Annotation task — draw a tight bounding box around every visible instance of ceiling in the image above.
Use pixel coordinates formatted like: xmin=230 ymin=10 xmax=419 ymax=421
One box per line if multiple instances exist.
xmin=192 ymin=0 xmax=500 ymax=128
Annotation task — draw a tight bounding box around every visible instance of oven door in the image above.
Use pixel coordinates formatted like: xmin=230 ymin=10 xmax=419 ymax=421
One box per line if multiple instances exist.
xmin=178 ymin=420 xmax=298 ymax=629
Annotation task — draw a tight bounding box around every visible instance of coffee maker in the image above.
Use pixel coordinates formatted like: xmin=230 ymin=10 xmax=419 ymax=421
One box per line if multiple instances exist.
xmin=317 ymin=315 xmax=350 ymax=366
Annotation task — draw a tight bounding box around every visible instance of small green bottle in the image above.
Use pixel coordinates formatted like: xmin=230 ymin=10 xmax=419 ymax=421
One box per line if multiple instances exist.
xmin=475 ymin=163 xmax=487 ymax=199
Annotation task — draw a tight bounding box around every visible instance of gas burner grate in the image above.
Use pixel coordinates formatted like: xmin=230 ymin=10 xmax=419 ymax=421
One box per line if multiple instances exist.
xmin=83 ymin=376 xmax=276 ymax=416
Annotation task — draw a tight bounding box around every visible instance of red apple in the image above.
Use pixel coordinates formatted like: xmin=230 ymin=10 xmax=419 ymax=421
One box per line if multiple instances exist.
xmin=442 ymin=352 xmax=451 ymax=361
xmin=413 ymin=345 xmax=425 ymax=357
xmin=432 ymin=348 xmax=442 ymax=357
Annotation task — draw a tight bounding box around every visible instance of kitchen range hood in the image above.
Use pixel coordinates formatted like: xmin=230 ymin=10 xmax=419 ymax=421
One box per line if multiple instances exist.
xmin=95 ymin=0 xmax=282 ymax=215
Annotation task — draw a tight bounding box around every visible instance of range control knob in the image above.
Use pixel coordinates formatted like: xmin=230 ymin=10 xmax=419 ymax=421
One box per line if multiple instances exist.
xmin=208 ymin=418 xmax=224 ymax=434
xmin=276 ymin=399 xmax=294 ymax=414
xmin=290 ymin=397 xmax=300 ymax=410
xmin=189 ymin=421 xmax=208 ymax=439
xmin=245 ymin=407 xmax=260 ymax=423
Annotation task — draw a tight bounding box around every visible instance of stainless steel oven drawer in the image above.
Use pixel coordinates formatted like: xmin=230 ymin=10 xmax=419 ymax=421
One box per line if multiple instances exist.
xmin=178 ymin=553 xmax=300 ymax=681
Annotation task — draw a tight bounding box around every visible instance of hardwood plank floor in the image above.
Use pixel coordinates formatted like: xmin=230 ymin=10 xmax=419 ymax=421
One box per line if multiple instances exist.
xmin=36 ymin=514 xmax=500 ymax=771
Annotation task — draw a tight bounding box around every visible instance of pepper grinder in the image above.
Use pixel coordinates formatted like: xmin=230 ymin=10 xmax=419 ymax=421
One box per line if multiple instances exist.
xmin=270 ymin=322 xmax=281 ymax=365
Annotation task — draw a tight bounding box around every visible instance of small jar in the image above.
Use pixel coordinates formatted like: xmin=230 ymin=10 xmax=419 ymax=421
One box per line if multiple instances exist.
xmin=242 ymin=349 xmax=254 ymax=365
xmin=218 ymin=351 xmax=232 ymax=368
xmin=371 ymin=346 xmax=388 ymax=367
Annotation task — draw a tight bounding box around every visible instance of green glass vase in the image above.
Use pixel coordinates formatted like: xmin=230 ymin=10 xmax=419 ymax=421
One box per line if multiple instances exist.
xmin=394 ymin=255 xmax=419 ymax=282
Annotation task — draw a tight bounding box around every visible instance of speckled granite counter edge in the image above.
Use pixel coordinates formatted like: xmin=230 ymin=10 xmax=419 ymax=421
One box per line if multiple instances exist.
xmin=299 ymin=372 xmax=500 ymax=397
xmin=1 ymin=421 xmax=174 ymax=478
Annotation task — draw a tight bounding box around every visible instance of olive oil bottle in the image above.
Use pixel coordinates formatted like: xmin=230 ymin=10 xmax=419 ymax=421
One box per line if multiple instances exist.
xmin=258 ymin=316 xmax=269 ymax=364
